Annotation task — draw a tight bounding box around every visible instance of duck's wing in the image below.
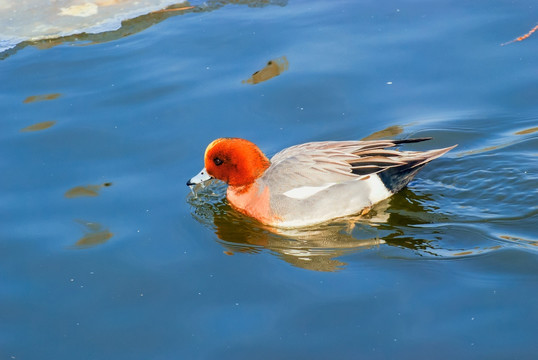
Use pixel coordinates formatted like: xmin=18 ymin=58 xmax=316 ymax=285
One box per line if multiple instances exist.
xmin=265 ymin=138 xmax=456 ymax=193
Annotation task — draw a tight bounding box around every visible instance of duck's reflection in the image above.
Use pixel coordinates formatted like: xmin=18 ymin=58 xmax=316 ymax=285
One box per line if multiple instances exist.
xmin=214 ymin=210 xmax=387 ymax=272
xmin=188 ymin=181 xmax=448 ymax=271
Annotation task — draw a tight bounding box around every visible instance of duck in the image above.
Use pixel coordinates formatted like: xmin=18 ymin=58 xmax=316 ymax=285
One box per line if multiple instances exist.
xmin=187 ymin=137 xmax=456 ymax=228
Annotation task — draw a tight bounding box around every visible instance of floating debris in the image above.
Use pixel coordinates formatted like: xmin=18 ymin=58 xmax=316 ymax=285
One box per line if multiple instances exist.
xmin=65 ymin=182 xmax=112 ymax=198
xmin=20 ymin=120 xmax=56 ymax=132
xmin=23 ymin=93 xmax=61 ymax=103
xmin=501 ymin=24 xmax=538 ymax=46
xmin=242 ymin=56 xmax=289 ymax=85
xmin=73 ymin=220 xmax=114 ymax=248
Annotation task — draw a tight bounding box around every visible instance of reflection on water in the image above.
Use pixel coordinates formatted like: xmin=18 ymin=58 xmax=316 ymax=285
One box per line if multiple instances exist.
xmin=1 ymin=0 xmax=287 ymax=58
xmin=65 ymin=182 xmax=113 ymax=198
xmin=73 ymin=219 xmax=114 ymax=248
xmin=242 ymin=56 xmax=289 ymax=85
xmin=187 ymin=178 xmax=498 ymax=271
xmin=361 ymin=125 xmax=404 ymax=141
xmin=151 ymin=5 xmax=195 ymax=14
xmin=20 ymin=120 xmax=56 ymax=132
xmin=192 ymin=0 xmax=287 ymax=11
xmin=23 ymin=93 xmax=61 ymax=104
xmin=499 ymin=235 xmax=538 ymax=247
xmin=514 ymin=126 xmax=538 ymax=135
xmin=457 ymin=122 xmax=538 ymax=157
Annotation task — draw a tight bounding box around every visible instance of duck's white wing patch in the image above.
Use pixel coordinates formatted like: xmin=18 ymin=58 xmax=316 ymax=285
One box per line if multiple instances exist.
xmin=365 ymin=174 xmax=392 ymax=203
xmin=282 ymin=175 xmax=391 ymax=202
xmin=283 ymin=183 xmax=337 ymax=200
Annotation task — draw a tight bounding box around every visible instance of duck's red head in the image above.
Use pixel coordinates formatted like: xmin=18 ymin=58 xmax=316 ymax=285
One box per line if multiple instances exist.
xmin=204 ymin=138 xmax=271 ymax=187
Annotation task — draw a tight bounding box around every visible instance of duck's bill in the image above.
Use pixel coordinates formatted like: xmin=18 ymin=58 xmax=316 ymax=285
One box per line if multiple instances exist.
xmin=187 ymin=168 xmax=213 ymax=186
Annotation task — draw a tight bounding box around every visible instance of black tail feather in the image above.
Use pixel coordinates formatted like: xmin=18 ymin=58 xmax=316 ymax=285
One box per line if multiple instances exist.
xmin=392 ymin=137 xmax=432 ymax=145
xmin=378 ymin=144 xmax=457 ymax=192
xmin=378 ymin=161 xmax=426 ymax=193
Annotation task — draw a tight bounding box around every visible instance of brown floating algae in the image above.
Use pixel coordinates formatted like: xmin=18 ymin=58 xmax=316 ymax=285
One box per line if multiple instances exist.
xmin=242 ymin=56 xmax=289 ymax=85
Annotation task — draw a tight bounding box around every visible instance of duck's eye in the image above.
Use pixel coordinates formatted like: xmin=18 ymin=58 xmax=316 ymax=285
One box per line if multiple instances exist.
xmin=213 ymin=157 xmax=223 ymax=166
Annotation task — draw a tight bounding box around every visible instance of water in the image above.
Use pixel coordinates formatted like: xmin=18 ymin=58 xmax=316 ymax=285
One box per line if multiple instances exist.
xmin=1 ymin=0 xmax=537 ymax=359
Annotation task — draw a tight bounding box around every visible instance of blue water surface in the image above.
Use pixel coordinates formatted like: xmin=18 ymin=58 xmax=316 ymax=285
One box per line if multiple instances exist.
xmin=1 ymin=0 xmax=537 ymax=359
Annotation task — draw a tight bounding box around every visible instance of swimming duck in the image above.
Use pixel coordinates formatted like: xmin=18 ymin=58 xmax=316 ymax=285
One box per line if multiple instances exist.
xmin=187 ymin=137 xmax=456 ymax=228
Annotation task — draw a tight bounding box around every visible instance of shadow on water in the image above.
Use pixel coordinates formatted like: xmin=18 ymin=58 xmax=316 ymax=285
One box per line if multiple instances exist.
xmin=1 ymin=0 xmax=288 ymax=60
